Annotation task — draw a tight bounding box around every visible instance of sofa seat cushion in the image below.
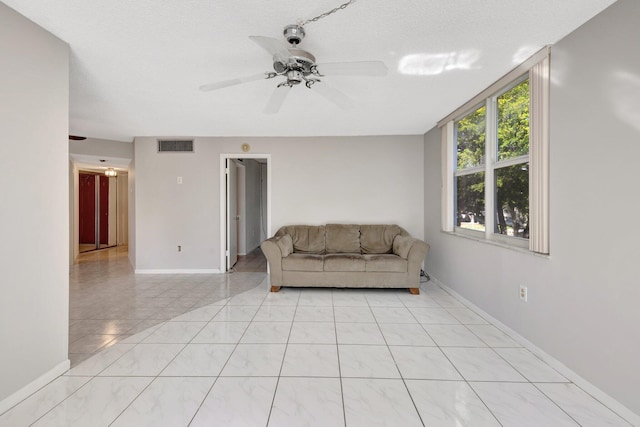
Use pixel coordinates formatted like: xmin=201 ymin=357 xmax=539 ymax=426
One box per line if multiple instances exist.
xmin=364 ymin=254 xmax=408 ymax=272
xmin=324 ymin=253 xmax=365 ymax=272
xmin=282 ymin=253 xmax=324 ymax=272
xmin=326 ymin=224 xmax=361 ymax=254
xmin=360 ymin=225 xmax=402 ymax=254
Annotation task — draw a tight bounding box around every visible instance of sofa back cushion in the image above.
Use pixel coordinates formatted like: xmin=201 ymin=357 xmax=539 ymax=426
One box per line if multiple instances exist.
xmin=360 ymin=224 xmax=402 ymax=254
xmin=277 ymin=225 xmax=326 ymax=254
xmin=275 ymin=234 xmax=293 ymax=257
xmin=326 ymin=224 xmax=361 ymax=254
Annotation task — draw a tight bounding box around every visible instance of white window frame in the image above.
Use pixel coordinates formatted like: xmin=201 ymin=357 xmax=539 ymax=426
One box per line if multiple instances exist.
xmin=440 ymin=47 xmax=550 ymax=254
xmin=453 ymin=102 xmax=488 ymax=240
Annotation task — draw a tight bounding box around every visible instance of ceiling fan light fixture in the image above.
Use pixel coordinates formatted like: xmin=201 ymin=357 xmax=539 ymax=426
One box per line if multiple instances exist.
xmin=273 ymin=61 xmax=287 ymax=73
xmin=286 ymin=70 xmax=303 ymax=85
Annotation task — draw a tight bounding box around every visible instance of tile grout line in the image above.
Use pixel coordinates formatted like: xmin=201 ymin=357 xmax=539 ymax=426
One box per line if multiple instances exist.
xmin=68 ymin=272 xmax=258 ymax=367
xmin=369 ymin=291 xmax=427 ymax=427
xmin=25 ymin=376 xmax=95 ymax=427
xmin=15 ymin=273 xmax=628 ymax=427
xmin=186 ymin=292 xmax=269 ymax=426
xmin=429 ymin=282 xmax=596 ymax=425
xmin=425 ymin=284 xmax=510 ymax=426
xmin=264 ymin=289 xmax=301 ymax=427
xmin=63 ymin=279 xmax=259 ymax=426
xmin=521 ymin=349 xmax=634 ymax=426
xmin=332 ymin=290 xmax=348 ymax=427
xmin=532 ymin=384 xmax=583 ymax=426
xmin=411 ymin=284 xmax=505 ymax=427
xmin=431 ymin=281 xmax=595 ymax=426
xmin=26 ymin=321 xmax=172 ymax=425
xmin=107 ymin=302 xmax=222 ymax=426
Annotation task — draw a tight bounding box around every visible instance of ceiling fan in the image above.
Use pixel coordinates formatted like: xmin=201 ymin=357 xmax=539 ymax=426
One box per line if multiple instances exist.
xmin=199 ymin=2 xmax=387 ymax=114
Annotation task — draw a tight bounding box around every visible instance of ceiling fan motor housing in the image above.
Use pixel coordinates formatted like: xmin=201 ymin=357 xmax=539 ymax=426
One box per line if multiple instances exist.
xmin=283 ymin=25 xmax=305 ymax=45
xmin=290 ymin=48 xmax=316 ymax=72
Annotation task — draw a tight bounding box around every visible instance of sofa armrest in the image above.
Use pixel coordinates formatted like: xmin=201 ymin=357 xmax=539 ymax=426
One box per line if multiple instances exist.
xmin=261 ymin=235 xmax=292 ymax=287
xmin=393 ymin=235 xmax=414 ymax=259
xmin=393 ymin=235 xmax=430 ymax=280
xmin=406 ymin=239 xmax=430 ymax=277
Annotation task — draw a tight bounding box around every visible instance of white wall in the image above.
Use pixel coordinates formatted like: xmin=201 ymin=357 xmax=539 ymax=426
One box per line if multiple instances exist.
xmin=128 ymin=159 xmax=136 ymax=267
xmin=69 ymin=137 xmax=133 ymax=158
xmin=0 ymin=2 xmax=69 ymax=409
xmin=117 ymin=173 xmax=129 ymax=246
xmin=69 ymin=161 xmax=78 ymax=264
xmin=423 ymin=0 xmax=640 ymax=416
xmin=108 ymin=177 xmax=117 ymax=246
xmin=133 ymin=135 xmax=424 ymax=271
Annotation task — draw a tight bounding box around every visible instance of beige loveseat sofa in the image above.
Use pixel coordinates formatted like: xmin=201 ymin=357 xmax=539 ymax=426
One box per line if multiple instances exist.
xmin=261 ymin=224 xmax=430 ymax=294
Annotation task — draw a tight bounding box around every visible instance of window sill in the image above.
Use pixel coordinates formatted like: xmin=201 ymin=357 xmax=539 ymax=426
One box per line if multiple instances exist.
xmin=441 ymin=230 xmax=550 ymax=259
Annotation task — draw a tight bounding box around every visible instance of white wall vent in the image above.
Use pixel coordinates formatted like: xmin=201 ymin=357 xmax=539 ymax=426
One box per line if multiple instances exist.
xmin=158 ymin=139 xmax=194 ymax=153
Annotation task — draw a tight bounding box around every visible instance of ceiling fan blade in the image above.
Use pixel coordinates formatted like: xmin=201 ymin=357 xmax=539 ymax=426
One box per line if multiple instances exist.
xmin=199 ymin=72 xmax=267 ymax=92
xmin=316 ymin=61 xmax=388 ymax=77
xmin=264 ymin=86 xmax=291 ymax=114
xmin=312 ymin=82 xmax=355 ymax=110
xmin=249 ymin=36 xmax=291 ymax=63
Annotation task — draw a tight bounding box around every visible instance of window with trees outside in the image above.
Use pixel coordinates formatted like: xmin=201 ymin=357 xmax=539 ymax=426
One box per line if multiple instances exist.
xmin=440 ymin=47 xmax=549 ymax=254
xmin=456 ymin=78 xmax=530 ymax=242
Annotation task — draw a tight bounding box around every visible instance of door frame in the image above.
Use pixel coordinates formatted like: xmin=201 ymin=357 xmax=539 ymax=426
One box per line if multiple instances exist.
xmin=227 ymin=159 xmax=239 ymax=269
xmin=78 ymin=171 xmax=119 ymax=252
xmin=219 ymin=153 xmax=271 ymax=272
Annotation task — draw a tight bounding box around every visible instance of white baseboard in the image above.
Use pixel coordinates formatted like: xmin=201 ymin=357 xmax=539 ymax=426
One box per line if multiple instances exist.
xmin=0 ymin=359 xmax=70 ymax=415
xmin=135 ymin=268 xmax=221 ymax=274
xmin=427 ymin=274 xmax=640 ymax=426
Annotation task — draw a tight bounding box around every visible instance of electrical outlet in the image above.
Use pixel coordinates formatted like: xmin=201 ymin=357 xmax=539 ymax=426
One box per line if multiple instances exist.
xmin=519 ymin=285 xmax=528 ymax=302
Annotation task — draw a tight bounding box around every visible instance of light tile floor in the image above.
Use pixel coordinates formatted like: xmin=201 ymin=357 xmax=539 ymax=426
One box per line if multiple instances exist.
xmin=68 ymin=246 xmax=266 ymax=366
xmin=1 ymin=257 xmax=634 ymax=426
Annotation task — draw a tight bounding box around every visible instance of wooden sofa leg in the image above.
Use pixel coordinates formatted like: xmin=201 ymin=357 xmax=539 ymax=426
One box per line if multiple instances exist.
xmin=409 ymin=287 xmax=420 ymax=295
xmin=270 ymin=286 xmax=281 ymax=293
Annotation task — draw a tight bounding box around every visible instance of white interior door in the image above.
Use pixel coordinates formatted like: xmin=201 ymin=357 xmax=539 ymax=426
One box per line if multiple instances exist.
xmin=226 ymin=159 xmax=239 ymax=270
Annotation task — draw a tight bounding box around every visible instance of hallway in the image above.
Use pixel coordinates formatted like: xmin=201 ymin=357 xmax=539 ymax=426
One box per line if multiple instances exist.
xmin=231 ymin=247 xmax=267 ymax=273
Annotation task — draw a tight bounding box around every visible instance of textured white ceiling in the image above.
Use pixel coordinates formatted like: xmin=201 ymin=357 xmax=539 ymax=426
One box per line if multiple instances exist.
xmin=4 ymin=0 xmax=617 ymax=141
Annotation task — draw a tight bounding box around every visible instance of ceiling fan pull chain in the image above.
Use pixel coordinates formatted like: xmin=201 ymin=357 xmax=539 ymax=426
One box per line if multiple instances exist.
xmin=299 ymin=0 xmax=356 ymax=27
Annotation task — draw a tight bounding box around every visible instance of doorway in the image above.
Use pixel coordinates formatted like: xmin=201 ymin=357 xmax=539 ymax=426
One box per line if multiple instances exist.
xmin=78 ymin=171 xmax=119 ymax=253
xmin=220 ymin=154 xmax=271 ymax=272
